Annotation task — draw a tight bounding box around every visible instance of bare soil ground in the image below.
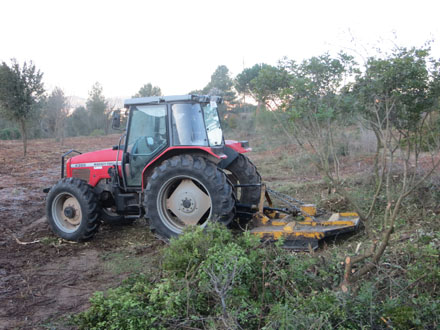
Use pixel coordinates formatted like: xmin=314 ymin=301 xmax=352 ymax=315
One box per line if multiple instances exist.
xmin=0 ymin=136 xmax=164 ymax=329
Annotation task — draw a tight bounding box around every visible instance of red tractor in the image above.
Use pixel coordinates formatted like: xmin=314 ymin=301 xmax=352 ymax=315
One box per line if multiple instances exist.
xmin=45 ymin=95 xmax=261 ymax=241
xmin=45 ymin=94 xmax=360 ymax=249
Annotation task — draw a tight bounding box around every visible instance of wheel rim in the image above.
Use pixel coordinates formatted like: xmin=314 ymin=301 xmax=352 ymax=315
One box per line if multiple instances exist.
xmin=157 ymin=175 xmax=212 ymax=234
xmin=52 ymin=193 xmax=82 ymax=233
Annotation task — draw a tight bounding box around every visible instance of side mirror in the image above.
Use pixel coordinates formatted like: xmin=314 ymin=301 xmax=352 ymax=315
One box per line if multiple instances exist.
xmin=112 ymin=110 xmax=121 ymax=129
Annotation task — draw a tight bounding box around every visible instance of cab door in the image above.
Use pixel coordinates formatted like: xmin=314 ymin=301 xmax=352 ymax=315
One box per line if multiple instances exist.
xmin=124 ymin=104 xmax=167 ymax=186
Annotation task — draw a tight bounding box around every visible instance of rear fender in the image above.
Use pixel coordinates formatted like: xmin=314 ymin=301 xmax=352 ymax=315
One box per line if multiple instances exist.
xmin=225 ymin=140 xmax=252 ymax=153
xmin=141 ymin=146 xmax=226 ymax=189
xmin=217 ymin=140 xmax=252 ymax=169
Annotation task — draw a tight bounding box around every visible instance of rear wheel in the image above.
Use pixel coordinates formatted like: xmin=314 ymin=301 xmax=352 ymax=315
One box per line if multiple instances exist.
xmin=226 ymin=154 xmax=261 ymax=206
xmin=46 ymin=178 xmax=100 ymax=241
xmin=144 ymin=155 xmax=235 ymax=238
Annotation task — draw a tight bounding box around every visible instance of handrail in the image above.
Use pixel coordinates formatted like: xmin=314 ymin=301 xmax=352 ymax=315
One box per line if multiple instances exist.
xmin=61 ymin=150 xmax=82 ymax=178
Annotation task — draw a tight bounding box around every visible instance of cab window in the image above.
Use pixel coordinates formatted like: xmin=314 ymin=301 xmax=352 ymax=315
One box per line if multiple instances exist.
xmin=171 ymin=103 xmax=208 ymax=146
xmin=125 ymin=104 xmax=167 ymax=186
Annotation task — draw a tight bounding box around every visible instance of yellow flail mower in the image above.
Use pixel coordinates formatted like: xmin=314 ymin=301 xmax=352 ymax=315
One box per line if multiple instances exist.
xmin=237 ymin=184 xmax=360 ymax=250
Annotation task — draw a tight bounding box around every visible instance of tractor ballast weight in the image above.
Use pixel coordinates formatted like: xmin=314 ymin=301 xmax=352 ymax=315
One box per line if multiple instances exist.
xmin=44 ymin=94 xmax=359 ymax=249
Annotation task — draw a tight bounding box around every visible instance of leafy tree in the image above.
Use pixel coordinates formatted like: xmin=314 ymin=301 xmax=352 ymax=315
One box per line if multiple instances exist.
xmin=272 ymin=53 xmax=357 ymax=180
xmin=235 ymin=64 xmax=261 ymax=99
xmin=0 ymin=59 xmax=45 ymax=155
xmin=42 ymin=87 xmax=69 ymax=142
xmin=235 ymin=63 xmax=289 ymax=115
xmin=203 ymin=65 xmax=236 ymax=105
xmin=353 ymin=47 xmax=434 ymax=133
xmin=133 ymin=83 xmax=162 ymax=98
xmin=283 ymin=53 xmax=356 ymax=118
xmin=251 ymin=64 xmax=290 ymax=111
xmin=86 ymin=82 xmax=107 ymax=131
xmin=65 ymin=106 xmax=90 ymax=137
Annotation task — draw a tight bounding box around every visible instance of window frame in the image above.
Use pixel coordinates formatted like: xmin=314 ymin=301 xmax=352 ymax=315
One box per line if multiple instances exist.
xmin=122 ymin=103 xmax=169 ymax=187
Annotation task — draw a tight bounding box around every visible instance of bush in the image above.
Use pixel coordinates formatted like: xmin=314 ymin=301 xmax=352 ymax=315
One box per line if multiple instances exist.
xmin=74 ymin=276 xmax=157 ymax=330
xmin=90 ymin=129 xmax=105 ymax=137
xmin=74 ymin=224 xmax=440 ymax=329
xmin=0 ymin=127 xmax=21 ymax=140
xmin=227 ymin=114 xmax=238 ymax=129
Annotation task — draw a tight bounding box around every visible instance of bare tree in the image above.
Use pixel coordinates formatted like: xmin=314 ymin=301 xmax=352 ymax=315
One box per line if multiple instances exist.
xmin=43 ymin=87 xmax=69 ymax=144
xmin=204 ymin=257 xmax=242 ymax=329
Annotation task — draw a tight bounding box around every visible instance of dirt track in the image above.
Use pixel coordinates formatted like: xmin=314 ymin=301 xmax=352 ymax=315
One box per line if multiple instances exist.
xmin=0 ymin=136 xmax=163 ymax=329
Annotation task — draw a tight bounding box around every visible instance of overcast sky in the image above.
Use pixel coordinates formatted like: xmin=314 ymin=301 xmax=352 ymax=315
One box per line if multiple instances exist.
xmin=1 ymin=0 xmax=439 ymax=99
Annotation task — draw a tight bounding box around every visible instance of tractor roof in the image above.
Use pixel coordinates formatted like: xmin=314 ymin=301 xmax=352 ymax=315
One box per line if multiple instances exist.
xmin=124 ymin=94 xmax=222 ymax=107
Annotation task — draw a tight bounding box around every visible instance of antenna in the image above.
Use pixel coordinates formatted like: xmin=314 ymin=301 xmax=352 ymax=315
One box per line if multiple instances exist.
xmin=242 ymin=57 xmax=246 ymax=107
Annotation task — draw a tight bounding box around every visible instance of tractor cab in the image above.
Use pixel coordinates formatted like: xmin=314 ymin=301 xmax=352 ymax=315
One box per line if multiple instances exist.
xmin=118 ymin=95 xmax=225 ymax=187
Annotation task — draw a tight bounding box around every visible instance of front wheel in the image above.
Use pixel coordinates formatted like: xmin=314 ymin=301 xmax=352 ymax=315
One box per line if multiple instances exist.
xmin=144 ymin=155 xmax=235 ymax=238
xmin=46 ymin=178 xmax=100 ymax=241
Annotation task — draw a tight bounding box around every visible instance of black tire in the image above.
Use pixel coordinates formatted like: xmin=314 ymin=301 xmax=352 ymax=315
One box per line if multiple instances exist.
xmin=144 ymin=154 xmax=235 ymax=238
xmin=100 ymin=207 xmax=136 ymax=226
xmin=46 ymin=177 xmax=100 ymax=241
xmin=226 ymin=154 xmax=261 ymax=206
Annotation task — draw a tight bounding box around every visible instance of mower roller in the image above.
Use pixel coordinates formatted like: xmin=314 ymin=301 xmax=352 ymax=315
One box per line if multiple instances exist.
xmin=44 ymin=94 xmax=359 ymax=250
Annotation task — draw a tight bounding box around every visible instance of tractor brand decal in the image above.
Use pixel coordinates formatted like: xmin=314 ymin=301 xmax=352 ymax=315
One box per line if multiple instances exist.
xmin=70 ymin=161 xmax=121 ymax=169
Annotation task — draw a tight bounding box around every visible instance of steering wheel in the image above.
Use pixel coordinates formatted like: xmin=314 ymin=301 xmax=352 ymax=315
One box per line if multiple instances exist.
xmin=132 ymin=135 xmax=159 ymax=156
xmin=131 ymin=136 xmax=147 ymax=159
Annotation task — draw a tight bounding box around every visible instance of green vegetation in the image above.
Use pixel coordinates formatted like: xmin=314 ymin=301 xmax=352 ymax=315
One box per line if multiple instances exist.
xmin=0 ymin=127 xmax=21 ymax=140
xmin=101 ymin=251 xmax=154 ymax=276
xmin=133 ymin=83 xmax=162 ymax=98
xmin=89 ymin=129 xmax=105 ymax=137
xmin=74 ymin=222 xmax=439 ymax=329
xmin=0 ymin=59 xmax=45 ymax=155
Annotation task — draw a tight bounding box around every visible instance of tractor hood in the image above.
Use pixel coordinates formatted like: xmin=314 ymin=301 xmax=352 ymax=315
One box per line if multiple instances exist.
xmin=69 ymin=148 xmax=122 ymax=166
xmin=66 ymin=148 xmax=122 ymax=186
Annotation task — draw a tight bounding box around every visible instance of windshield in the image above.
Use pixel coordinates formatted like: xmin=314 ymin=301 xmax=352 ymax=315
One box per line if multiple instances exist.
xmin=202 ymin=101 xmax=223 ymax=146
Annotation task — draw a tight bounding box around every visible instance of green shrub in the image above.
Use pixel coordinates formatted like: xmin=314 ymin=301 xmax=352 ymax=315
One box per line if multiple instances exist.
xmin=74 ymin=224 xmax=440 ymax=329
xmin=227 ymin=114 xmax=238 ymax=129
xmin=74 ymin=276 xmax=157 ymax=330
xmin=90 ymin=129 xmax=105 ymax=136
xmin=0 ymin=127 xmax=21 ymax=140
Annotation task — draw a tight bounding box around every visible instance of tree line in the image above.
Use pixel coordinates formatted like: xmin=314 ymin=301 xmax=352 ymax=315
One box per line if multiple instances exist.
xmin=1 ymin=44 xmax=440 ymax=157
xmin=0 ymin=59 xmax=163 ymax=155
